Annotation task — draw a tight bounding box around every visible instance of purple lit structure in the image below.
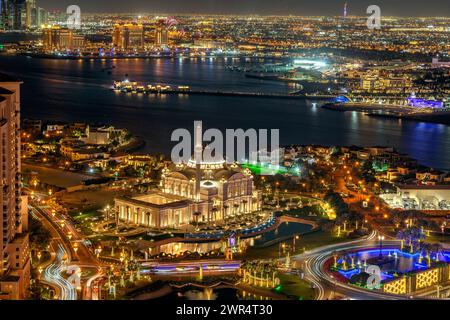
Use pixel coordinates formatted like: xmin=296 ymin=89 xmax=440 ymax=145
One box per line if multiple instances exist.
xmin=407 ymin=94 xmax=444 ymax=109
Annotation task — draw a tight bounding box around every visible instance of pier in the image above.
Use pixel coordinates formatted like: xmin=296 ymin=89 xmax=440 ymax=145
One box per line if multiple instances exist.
xmin=111 ymin=81 xmax=320 ymax=100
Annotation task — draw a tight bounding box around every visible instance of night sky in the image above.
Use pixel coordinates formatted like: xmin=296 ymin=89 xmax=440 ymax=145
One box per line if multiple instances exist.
xmin=38 ymin=0 xmax=450 ymax=16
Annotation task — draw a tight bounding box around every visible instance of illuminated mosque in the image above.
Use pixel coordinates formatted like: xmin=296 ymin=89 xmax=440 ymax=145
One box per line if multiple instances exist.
xmin=114 ymin=126 xmax=262 ymax=229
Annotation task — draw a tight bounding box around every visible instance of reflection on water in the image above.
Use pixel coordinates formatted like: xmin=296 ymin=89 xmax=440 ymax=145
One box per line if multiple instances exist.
xmin=149 ymin=222 xmax=312 ymax=255
xmin=150 ymin=241 xmax=223 ymax=255
xmin=172 ymin=287 xmax=271 ymax=301
xmin=1 ymin=56 xmax=449 ymax=169
xmin=184 ymin=288 xmax=217 ymax=300
xmin=250 ymin=221 xmax=312 ymax=246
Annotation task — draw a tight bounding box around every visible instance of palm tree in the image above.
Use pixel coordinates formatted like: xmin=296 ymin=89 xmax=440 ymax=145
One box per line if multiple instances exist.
xmin=397 ymin=226 xmax=425 ymax=252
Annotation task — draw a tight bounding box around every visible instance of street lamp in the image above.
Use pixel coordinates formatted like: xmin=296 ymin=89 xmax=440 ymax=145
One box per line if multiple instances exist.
xmin=293 ymin=234 xmax=300 ymax=252
xmin=105 ymin=205 xmax=111 ymax=221
xmin=330 ymin=275 xmax=336 ymax=300
xmin=96 ymin=246 xmax=102 ymax=257
xmin=378 ymin=235 xmax=385 ymax=258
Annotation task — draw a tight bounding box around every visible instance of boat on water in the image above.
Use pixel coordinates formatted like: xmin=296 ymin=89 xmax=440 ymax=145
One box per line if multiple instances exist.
xmin=113 ymin=80 xmax=191 ymax=94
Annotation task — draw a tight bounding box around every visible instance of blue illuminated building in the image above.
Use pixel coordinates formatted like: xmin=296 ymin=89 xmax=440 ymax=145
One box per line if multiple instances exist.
xmin=334 ymin=95 xmax=350 ymax=104
xmin=407 ymin=94 xmax=444 ymax=109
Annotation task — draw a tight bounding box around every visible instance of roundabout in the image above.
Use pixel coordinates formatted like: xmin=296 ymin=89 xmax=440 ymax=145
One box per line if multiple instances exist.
xmin=296 ymin=232 xmax=450 ymax=300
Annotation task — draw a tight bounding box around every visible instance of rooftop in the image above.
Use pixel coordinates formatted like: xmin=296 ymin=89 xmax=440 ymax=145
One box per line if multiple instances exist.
xmin=0 ymin=73 xmax=21 ymax=83
xmin=0 ymin=87 xmax=14 ymax=94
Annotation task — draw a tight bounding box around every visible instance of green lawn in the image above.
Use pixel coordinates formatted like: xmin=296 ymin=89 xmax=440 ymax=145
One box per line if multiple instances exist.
xmin=241 ymin=163 xmax=300 ymax=176
xmin=426 ymin=233 xmax=450 ymax=244
xmin=275 ymin=273 xmax=316 ymax=300
xmin=71 ymin=209 xmax=103 ymax=221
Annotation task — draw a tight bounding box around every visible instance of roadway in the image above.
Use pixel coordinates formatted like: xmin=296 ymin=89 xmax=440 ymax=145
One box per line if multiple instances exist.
xmin=140 ymin=260 xmax=241 ymax=276
xmin=31 ymin=198 xmax=104 ymax=300
xmin=42 ymin=244 xmax=77 ymax=300
xmin=292 ymin=230 xmax=446 ymax=300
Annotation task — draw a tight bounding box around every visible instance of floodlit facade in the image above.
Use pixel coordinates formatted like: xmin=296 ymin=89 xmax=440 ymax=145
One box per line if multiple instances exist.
xmin=115 ymin=159 xmax=262 ymax=229
xmin=0 ymin=74 xmax=30 ymax=300
xmin=42 ymin=25 xmax=85 ymax=52
xmin=112 ymin=23 xmax=144 ymax=51
xmin=380 ymin=185 xmax=450 ymax=211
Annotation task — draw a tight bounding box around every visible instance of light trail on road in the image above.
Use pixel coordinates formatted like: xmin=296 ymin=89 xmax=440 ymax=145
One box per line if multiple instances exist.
xmin=43 ymin=244 xmax=77 ymax=300
xmin=141 ymin=260 xmax=241 ymax=275
xmin=293 ymin=231 xmax=414 ymax=300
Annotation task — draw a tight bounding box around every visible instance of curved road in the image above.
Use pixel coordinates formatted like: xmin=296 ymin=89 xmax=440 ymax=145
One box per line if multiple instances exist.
xmin=43 ymin=244 xmax=77 ymax=300
xmin=291 ymin=231 xmax=416 ymax=300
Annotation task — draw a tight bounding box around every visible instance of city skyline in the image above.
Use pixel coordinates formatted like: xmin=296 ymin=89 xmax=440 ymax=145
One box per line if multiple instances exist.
xmin=38 ymin=0 xmax=450 ymax=17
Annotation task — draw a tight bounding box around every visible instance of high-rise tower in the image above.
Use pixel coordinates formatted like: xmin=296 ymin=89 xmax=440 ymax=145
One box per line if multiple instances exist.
xmin=0 ymin=74 xmax=30 ymax=300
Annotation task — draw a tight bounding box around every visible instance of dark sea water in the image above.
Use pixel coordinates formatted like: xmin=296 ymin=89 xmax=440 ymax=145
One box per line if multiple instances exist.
xmin=0 ymin=55 xmax=449 ymax=169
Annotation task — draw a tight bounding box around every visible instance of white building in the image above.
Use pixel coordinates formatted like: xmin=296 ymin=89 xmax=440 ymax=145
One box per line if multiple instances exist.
xmin=381 ymin=185 xmax=450 ymax=211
